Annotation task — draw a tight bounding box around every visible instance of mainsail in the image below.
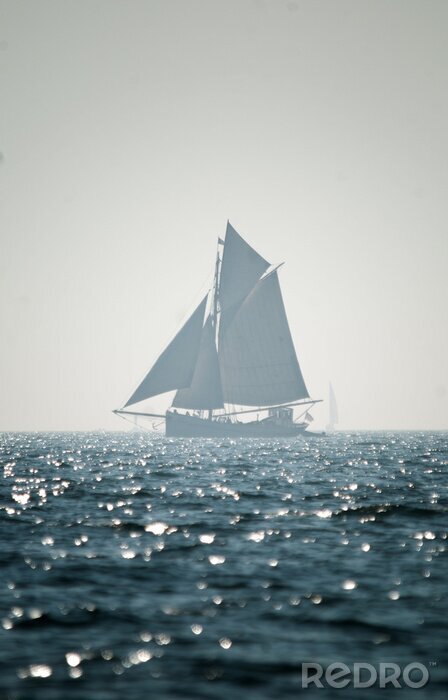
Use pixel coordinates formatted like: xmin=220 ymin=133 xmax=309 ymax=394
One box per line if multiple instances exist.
xmin=218 ymin=270 xmax=309 ymax=406
xmin=123 ymin=222 xmax=310 ymax=413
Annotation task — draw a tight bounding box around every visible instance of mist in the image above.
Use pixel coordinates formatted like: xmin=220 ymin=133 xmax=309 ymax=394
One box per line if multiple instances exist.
xmin=1 ymin=0 xmax=447 ymax=430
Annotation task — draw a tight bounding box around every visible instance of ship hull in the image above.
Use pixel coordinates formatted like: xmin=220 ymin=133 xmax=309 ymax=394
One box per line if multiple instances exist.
xmin=165 ymin=411 xmax=308 ymax=438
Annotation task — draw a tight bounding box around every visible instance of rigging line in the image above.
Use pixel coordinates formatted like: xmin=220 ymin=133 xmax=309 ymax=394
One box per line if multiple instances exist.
xmin=223 ymin=399 xmax=322 ymax=417
xmin=294 ymin=405 xmax=314 ymax=423
xmin=114 ymin=410 xmax=153 ymax=433
xmin=113 ymin=409 xmax=166 ymax=419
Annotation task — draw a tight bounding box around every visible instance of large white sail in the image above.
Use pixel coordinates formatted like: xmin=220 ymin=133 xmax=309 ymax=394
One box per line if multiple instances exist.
xmin=218 ymin=270 xmax=309 ymax=406
xmin=172 ymin=317 xmax=224 ymax=409
xmin=218 ymin=222 xmax=270 ymax=334
xmin=124 ymin=296 xmax=207 ymax=407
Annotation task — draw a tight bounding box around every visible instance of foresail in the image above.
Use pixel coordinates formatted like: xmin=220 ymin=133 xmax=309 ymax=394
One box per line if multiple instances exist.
xmin=172 ymin=317 xmax=224 ymax=410
xmin=124 ymin=296 xmax=207 ymax=407
xmin=218 ymin=271 xmax=309 ymax=406
xmin=218 ymin=222 xmax=270 ymax=333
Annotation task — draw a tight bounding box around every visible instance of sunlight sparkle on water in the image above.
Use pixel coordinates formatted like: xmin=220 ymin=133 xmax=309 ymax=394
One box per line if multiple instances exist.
xmin=0 ymin=431 xmax=446 ymax=700
xmin=199 ymin=534 xmax=215 ymax=544
xmin=65 ymin=652 xmax=81 ymax=667
xmin=145 ymin=522 xmax=169 ymax=535
xmin=209 ymin=555 xmax=225 ymax=565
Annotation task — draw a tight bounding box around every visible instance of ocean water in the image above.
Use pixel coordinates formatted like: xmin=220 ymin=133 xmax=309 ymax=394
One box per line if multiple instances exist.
xmin=0 ymin=431 xmax=447 ymax=699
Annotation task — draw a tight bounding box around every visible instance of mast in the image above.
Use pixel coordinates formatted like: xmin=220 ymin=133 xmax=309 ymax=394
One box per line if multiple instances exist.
xmin=208 ymin=237 xmax=223 ymax=419
xmin=212 ymin=237 xmax=223 ymax=332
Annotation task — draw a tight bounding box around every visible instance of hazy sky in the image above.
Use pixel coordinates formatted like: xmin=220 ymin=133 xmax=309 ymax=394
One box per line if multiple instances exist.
xmin=1 ymin=0 xmax=447 ymax=431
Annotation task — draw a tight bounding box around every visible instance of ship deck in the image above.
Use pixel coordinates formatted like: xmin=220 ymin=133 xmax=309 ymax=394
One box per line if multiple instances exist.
xmin=165 ymin=411 xmax=307 ymax=438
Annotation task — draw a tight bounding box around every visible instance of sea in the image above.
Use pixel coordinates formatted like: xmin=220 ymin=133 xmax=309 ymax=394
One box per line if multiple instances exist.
xmin=0 ymin=431 xmax=447 ymax=699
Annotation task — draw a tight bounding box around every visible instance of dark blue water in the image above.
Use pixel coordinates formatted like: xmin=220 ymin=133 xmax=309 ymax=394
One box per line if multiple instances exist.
xmin=0 ymin=431 xmax=447 ymax=699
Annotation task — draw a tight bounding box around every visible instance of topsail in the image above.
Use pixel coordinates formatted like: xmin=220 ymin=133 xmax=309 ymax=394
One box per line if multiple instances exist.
xmin=218 ymin=222 xmax=270 ymax=334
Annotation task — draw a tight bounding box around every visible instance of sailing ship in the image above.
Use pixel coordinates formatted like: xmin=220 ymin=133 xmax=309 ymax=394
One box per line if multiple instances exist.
xmin=304 ymin=384 xmax=338 ymax=438
xmin=326 ymin=382 xmax=339 ymax=433
xmin=114 ymin=222 xmax=321 ymax=437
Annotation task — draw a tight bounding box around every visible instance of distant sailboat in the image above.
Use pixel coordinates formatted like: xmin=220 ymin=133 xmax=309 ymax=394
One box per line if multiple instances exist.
xmin=114 ymin=222 xmax=321 ymax=437
xmin=326 ymin=382 xmax=339 ymax=433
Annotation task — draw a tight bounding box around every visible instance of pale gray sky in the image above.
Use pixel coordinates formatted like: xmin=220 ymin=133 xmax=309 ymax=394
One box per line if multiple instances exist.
xmin=1 ymin=0 xmax=447 ymax=431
